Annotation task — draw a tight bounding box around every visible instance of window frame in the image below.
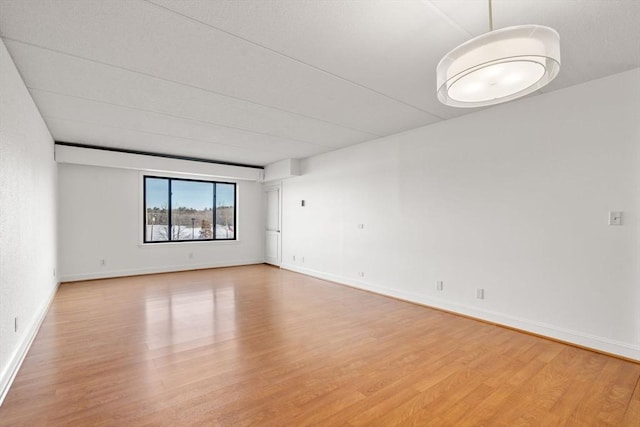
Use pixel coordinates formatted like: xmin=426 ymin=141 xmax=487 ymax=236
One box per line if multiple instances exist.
xmin=142 ymin=175 xmax=237 ymax=244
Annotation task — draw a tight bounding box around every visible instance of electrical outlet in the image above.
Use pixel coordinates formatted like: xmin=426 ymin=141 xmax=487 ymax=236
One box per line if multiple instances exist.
xmin=100 ymin=259 xmax=106 ymax=266
xmin=293 ymin=255 xmax=296 ymax=262
xmin=357 ymin=224 xmax=364 ymax=229
xmin=436 ymin=281 xmax=444 ymax=291
xmin=358 ymin=272 xmax=365 ymax=277
xmin=476 ymin=288 xmax=485 ymax=299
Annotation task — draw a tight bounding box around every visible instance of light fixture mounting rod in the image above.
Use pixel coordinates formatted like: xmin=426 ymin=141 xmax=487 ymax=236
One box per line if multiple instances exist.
xmin=488 ymin=0 xmax=494 ymax=31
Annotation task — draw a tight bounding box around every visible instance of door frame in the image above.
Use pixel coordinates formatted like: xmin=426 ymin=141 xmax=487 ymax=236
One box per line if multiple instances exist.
xmin=263 ymin=182 xmax=282 ymax=266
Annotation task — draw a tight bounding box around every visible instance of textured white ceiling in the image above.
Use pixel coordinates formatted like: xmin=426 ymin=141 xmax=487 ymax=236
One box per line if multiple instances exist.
xmin=1 ymin=0 xmax=638 ymax=167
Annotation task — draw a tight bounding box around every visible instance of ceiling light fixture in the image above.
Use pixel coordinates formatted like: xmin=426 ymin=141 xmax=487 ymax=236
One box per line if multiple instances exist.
xmin=436 ymin=0 xmax=560 ymax=108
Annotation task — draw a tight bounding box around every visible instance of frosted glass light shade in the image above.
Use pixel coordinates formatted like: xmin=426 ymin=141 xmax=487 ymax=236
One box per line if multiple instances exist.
xmin=437 ymin=25 xmax=560 ymax=108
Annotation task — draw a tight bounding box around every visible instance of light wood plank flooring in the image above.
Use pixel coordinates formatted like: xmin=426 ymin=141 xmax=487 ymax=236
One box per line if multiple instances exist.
xmin=1 ymin=264 xmax=638 ymax=426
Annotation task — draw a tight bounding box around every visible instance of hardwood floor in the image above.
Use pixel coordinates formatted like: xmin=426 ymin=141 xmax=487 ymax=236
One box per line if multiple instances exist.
xmin=1 ymin=264 xmax=638 ymax=426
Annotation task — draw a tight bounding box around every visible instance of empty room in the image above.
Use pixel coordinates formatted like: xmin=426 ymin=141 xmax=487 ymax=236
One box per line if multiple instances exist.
xmin=0 ymin=0 xmax=638 ymax=425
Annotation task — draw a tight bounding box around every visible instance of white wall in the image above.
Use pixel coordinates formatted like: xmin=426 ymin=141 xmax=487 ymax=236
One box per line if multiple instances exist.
xmin=0 ymin=39 xmax=58 ymax=402
xmin=58 ymin=163 xmax=264 ymax=281
xmin=281 ymin=68 xmax=640 ymax=360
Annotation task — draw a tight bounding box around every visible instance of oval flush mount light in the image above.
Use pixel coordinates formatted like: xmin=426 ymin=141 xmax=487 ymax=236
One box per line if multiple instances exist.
xmin=436 ymin=2 xmax=560 ymax=108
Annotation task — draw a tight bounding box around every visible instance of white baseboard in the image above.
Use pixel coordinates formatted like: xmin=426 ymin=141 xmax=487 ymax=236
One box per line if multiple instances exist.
xmin=0 ymin=280 xmax=60 ymax=407
xmin=281 ymin=263 xmax=640 ymax=362
xmin=59 ymin=259 xmax=265 ymax=282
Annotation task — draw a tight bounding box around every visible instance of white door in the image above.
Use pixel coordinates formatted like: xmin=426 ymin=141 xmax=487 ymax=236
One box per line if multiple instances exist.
xmin=265 ymin=186 xmax=281 ymax=266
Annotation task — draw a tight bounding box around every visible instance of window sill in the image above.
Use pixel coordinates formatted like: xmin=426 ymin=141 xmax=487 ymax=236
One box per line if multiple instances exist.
xmin=138 ymin=239 xmax=240 ymax=248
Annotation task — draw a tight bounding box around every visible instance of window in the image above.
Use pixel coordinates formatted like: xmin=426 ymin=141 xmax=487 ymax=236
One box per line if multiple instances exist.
xmin=144 ymin=176 xmax=236 ymax=243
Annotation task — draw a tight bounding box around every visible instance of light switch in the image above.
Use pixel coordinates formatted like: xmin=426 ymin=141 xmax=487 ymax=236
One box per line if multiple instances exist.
xmin=608 ymin=211 xmax=622 ymax=226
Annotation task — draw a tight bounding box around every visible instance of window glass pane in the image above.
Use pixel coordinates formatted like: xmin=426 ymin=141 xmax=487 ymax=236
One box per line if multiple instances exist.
xmin=171 ymin=180 xmax=214 ymax=241
xmin=216 ymin=183 xmax=235 ymax=239
xmin=145 ymin=178 xmax=169 ymax=242
xmin=144 ymin=176 xmax=236 ymax=243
